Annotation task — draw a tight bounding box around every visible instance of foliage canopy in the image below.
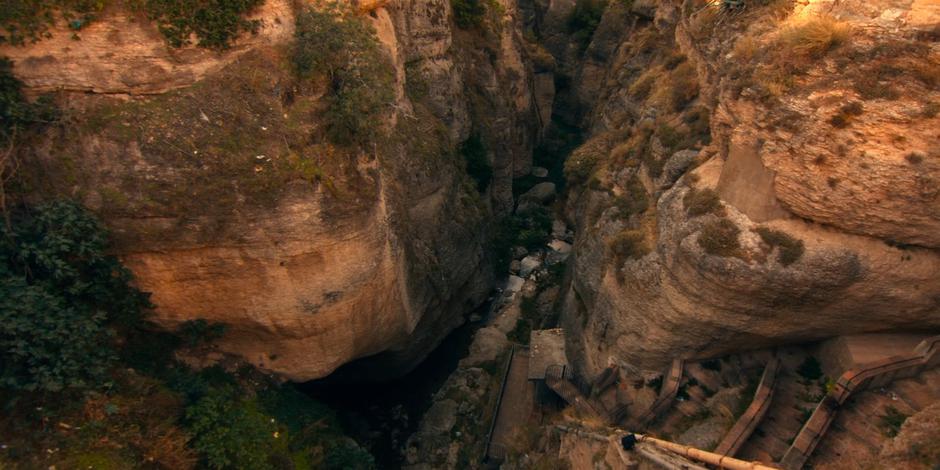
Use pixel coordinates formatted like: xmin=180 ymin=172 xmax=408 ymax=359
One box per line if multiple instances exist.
xmin=136 ymin=0 xmax=264 ymax=49
xmin=293 ymin=2 xmax=395 ymax=145
xmin=0 ymin=201 xmax=150 ymax=392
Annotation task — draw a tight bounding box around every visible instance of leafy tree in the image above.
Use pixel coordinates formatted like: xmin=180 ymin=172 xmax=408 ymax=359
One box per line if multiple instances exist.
xmin=325 ymin=441 xmax=376 ymax=470
xmin=451 ymin=0 xmax=487 ymax=29
xmin=184 ymin=385 xmax=275 ymax=470
xmin=567 ymin=0 xmax=607 ymax=49
xmin=292 ymin=2 xmax=394 ymax=145
xmin=0 ymin=201 xmax=150 ymax=392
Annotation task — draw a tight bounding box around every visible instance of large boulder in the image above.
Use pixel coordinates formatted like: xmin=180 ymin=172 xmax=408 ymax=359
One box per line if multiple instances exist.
xmin=516 ymin=182 xmax=557 ymax=213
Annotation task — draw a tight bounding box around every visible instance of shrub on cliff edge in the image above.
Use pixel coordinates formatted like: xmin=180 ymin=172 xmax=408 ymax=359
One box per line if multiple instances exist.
xmin=755 ymin=226 xmax=804 ymax=266
xmin=568 ymin=0 xmax=608 ymax=49
xmin=779 ymin=15 xmax=851 ymax=59
xmin=452 ymin=0 xmax=487 ymax=28
xmin=684 ymin=187 xmax=723 ymax=216
xmin=0 ymin=0 xmax=105 ymax=45
xmin=698 ymin=218 xmax=740 ymax=257
xmin=137 ymin=0 xmax=264 ymax=49
xmin=293 ymin=3 xmax=395 ymax=145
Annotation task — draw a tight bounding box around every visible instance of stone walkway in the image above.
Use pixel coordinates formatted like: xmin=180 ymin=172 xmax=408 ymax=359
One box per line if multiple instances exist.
xmin=488 ymin=349 xmax=533 ymax=460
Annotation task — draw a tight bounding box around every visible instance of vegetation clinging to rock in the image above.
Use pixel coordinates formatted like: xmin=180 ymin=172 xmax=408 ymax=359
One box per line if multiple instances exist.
xmin=460 ymin=134 xmax=493 ymax=192
xmin=614 ymin=174 xmax=649 ymax=218
xmin=0 ymin=58 xmax=57 ymax=141
xmin=828 ymin=101 xmax=864 ymax=128
xmin=755 ymin=226 xmax=805 ymax=266
xmin=698 ymin=218 xmax=741 ymax=257
xmin=0 ymin=202 xmax=374 ymax=468
xmin=451 ymin=0 xmax=487 ymax=29
xmin=564 ymin=143 xmax=602 ymax=185
xmin=293 ymin=2 xmax=395 ymax=145
xmin=778 ymin=15 xmax=851 ymax=59
xmin=0 ymin=201 xmax=150 ymax=392
xmin=567 ymin=0 xmax=608 ymax=49
xmin=137 ymin=0 xmax=264 ymax=49
xmin=609 ymin=229 xmax=649 ymax=263
xmin=684 ymin=187 xmax=723 ymax=216
xmin=0 ymin=0 xmax=105 ymax=45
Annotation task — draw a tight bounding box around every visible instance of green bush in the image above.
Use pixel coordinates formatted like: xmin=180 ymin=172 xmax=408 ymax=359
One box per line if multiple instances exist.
xmin=293 ymin=4 xmax=395 ymax=145
xmin=0 ymin=0 xmax=105 ymax=45
xmin=451 ymin=0 xmax=487 ymax=29
xmin=460 ymin=134 xmax=492 ymax=192
xmin=1 ymin=57 xmax=57 ymax=140
xmin=491 ymin=206 xmax=552 ymax=271
xmin=185 ymin=386 xmax=276 ymax=469
xmin=135 ymin=0 xmax=263 ymax=49
xmin=567 ymin=0 xmax=608 ymax=49
xmin=0 ymin=201 xmax=150 ymax=392
xmin=177 ymin=319 xmax=227 ymax=347
xmin=514 ymin=206 xmax=553 ymax=249
xmin=325 ymin=442 xmax=376 ymax=470
xmin=698 ymin=218 xmax=740 ymax=257
xmin=796 ymin=356 xmax=823 ymax=381
xmin=755 ymin=226 xmax=804 ymax=266
xmin=879 ymin=406 xmax=908 ymax=437
xmin=684 ymin=187 xmax=722 ymax=216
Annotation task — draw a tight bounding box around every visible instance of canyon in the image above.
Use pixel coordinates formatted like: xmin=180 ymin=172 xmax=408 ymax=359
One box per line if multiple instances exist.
xmin=2 ymin=0 xmax=939 ymax=468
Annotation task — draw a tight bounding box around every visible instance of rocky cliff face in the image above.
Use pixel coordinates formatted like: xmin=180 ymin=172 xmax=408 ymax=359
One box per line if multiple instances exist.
xmin=4 ymin=0 xmax=543 ymax=381
xmin=559 ymin=0 xmax=940 ymax=380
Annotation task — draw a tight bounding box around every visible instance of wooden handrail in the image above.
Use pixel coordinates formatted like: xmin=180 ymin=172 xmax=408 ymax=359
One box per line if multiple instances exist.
xmin=634 ymin=433 xmax=778 ymax=470
xmin=714 ymin=357 xmax=780 ymax=457
xmin=631 ymin=359 xmax=685 ymax=428
xmin=780 ymin=335 xmax=940 ymax=469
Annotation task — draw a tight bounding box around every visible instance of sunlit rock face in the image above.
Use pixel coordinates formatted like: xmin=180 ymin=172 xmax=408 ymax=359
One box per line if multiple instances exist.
xmin=558 ymin=0 xmax=940 ymax=380
xmin=6 ymin=0 xmax=541 ymax=381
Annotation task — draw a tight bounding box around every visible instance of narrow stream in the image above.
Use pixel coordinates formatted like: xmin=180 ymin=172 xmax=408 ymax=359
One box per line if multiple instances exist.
xmin=299 ymin=300 xmax=494 ymax=469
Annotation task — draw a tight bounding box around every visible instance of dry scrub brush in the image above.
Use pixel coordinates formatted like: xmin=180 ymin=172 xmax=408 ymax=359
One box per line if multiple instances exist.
xmin=778 ymin=14 xmax=851 ymax=59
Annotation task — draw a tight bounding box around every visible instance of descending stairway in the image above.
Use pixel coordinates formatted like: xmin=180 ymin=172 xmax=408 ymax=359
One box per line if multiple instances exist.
xmin=780 ymin=336 xmax=940 ymax=469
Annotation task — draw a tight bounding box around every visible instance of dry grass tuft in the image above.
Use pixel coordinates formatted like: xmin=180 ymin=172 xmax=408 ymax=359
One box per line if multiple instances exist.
xmin=684 ymin=187 xmax=723 ymax=216
xmin=779 ymin=15 xmax=852 ymax=58
xmin=755 ymin=226 xmax=805 ymax=266
xmin=698 ymin=218 xmax=741 ymax=257
xmin=609 ymin=229 xmax=650 ymax=262
xmin=829 ymin=101 xmax=864 ymax=128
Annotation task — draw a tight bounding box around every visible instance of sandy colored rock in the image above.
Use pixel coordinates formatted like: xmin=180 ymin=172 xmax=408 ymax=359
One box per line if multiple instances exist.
xmin=8 ymin=0 xmax=543 ymax=382
xmin=0 ymin=0 xmax=294 ymax=94
xmin=560 ymin=0 xmax=940 ymax=380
